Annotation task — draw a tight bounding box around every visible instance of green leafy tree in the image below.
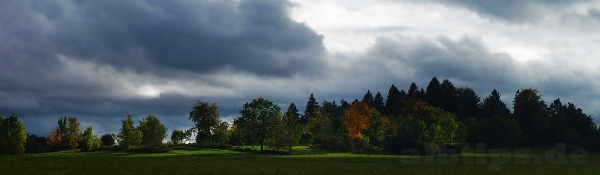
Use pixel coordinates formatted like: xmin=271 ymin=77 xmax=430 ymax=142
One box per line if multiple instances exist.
xmin=138 ymin=115 xmax=167 ymax=147
xmin=100 ymin=134 xmax=115 ymax=146
xmin=365 ymin=108 xmax=387 ymax=147
xmin=80 ymin=126 xmax=95 ymax=151
xmin=307 ymin=110 xmax=334 ymax=144
xmin=268 ymin=113 xmax=303 ymax=152
xmin=189 ymin=102 xmax=220 ymax=147
xmin=170 ymin=129 xmax=192 ymax=145
xmin=0 ymin=115 xmax=27 ymax=154
xmin=235 ymin=97 xmax=281 ymax=151
xmin=93 ymin=136 xmax=102 ymax=150
xmin=211 ymin=121 xmax=230 ymax=147
xmin=118 ymin=115 xmax=142 ymax=149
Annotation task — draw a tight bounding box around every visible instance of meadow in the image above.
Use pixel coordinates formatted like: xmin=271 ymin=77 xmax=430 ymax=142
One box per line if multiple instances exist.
xmin=1 ymin=146 xmax=599 ymax=175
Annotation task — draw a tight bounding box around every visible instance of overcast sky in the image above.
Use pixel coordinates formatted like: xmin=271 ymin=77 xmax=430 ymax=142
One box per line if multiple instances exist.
xmin=2 ymin=0 xmax=600 ymax=136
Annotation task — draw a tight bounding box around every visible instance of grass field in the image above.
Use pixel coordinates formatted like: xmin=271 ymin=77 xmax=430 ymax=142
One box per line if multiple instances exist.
xmin=1 ymin=146 xmax=599 ymax=175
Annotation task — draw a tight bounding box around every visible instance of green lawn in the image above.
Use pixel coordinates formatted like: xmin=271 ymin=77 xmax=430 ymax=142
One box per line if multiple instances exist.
xmin=1 ymin=146 xmax=598 ymax=175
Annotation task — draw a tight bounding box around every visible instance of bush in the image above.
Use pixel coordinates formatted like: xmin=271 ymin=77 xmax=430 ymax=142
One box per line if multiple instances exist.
xmin=384 ymin=135 xmax=421 ymax=153
xmin=299 ymin=133 xmax=313 ymax=145
xmin=421 ymin=142 xmax=440 ymax=156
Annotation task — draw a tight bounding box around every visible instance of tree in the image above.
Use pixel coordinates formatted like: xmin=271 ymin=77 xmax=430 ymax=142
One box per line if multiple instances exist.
xmin=386 ymin=84 xmax=407 ymax=118
xmin=269 ymin=113 xmax=303 ymax=152
xmin=397 ymin=100 xmax=460 ymax=144
xmin=302 ymin=94 xmax=320 ymax=125
xmin=440 ymin=79 xmax=459 ymax=115
xmin=0 ymin=115 xmax=27 ymax=154
xmin=425 ymin=77 xmax=443 ymax=108
xmin=137 ymin=115 xmax=167 ymax=147
xmin=47 ymin=116 xmax=81 ymax=150
xmin=80 ymin=126 xmax=95 ymax=151
xmin=118 ymin=115 xmax=142 ymax=149
xmin=372 ymin=92 xmax=385 ymax=114
xmin=189 ymin=101 xmax=220 ymax=147
xmin=513 ymin=88 xmax=550 ymax=144
xmin=170 ymin=130 xmax=192 ymax=145
xmin=482 ymin=89 xmax=511 ymax=119
xmin=407 ymin=82 xmax=420 ymax=100
xmin=93 ymin=136 xmax=102 ymax=150
xmin=236 ymin=97 xmax=281 ymax=151
xmin=362 ymin=90 xmax=374 ymax=107
xmin=100 ymin=134 xmax=116 ymax=146
xmin=211 ymin=121 xmax=230 ymax=147
xmin=307 ymin=110 xmax=334 ymax=144
xmin=25 ymin=134 xmax=48 ymax=153
xmin=343 ymin=102 xmax=370 ymax=141
xmin=365 ymin=108 xmax=388 ymax=146
xmin=285 ymin=103 xmax=300 ymax=123
xmin=457 ymin=87 xmax=481 ymax=120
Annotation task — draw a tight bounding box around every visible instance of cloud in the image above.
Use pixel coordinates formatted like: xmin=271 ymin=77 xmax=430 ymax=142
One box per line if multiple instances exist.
xmin=395 ymin=0 xmax=594 ymax=22
xmin=2 ymin=0 xmax=326 ymax=78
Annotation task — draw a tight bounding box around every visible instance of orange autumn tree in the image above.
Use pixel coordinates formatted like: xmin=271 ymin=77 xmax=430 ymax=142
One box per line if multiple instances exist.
xmin=47 ymin=116 xmax=81 ymax=151
xmin=343 ymin=101 xmax=371 ymax=141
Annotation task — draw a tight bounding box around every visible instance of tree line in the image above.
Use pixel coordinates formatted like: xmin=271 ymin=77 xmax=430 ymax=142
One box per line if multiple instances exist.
xmin=2 ymin=77 xmax=599 ymax=155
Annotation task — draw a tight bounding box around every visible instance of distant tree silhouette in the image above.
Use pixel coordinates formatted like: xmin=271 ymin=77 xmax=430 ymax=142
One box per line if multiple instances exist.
xmin=481 ymin=89 xmax=511 ymax=119
xmin=385 ymin=84 xmax=402 ymax=116
xmin=372 ymin=92 xmax=385 ymax=113
xmin=407 ymin=82 xmax=420 ymax=100
xmin=513 ymin=88 xmax=550 ymax=145
xmin=100 ymin=134 xmax=116 ymax=146
xmin=456 ymin=87 xmax=481 ymax=120
xmin=426 ymin=77 xmax=443 ymax=108
xmin=440 ymin=79 xmax=459 ymax=115
xmin=362 ymin=90 xmax=374 ymax=107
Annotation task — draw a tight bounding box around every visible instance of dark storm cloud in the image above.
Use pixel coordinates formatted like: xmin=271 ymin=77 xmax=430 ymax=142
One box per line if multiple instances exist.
xmin=1 ymin=0 xmax=325 ymax=78
xmin=366 ymin=36 xmax=521 ymax=91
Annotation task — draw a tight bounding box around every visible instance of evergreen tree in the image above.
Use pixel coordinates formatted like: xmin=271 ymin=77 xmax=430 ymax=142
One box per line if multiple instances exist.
xmin=302 ymin=94 xmax=320 ymax=125
xmin=362 ymin=90 xmax=374 ymax=107
xmin=407 ymin=82 xmax=420 ymax=100
xmin=372 ymin=92 xmax=385 ymax=113
xmin=457 ymin=87 xmax=481 ymax=120
xmin=385 ymin=84 xmax=401 ymax=116
xmin=481 ymin=89 xmax=511 ymax=119
xmin=440 ymin=79 xmax=459 ymax=114
xmin=425 ymin=77 xmax=443 ymax=108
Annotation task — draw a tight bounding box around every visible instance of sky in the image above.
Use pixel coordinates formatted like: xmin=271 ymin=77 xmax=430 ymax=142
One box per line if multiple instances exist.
xmin=2 ymin=0 xmax=600 ymax=137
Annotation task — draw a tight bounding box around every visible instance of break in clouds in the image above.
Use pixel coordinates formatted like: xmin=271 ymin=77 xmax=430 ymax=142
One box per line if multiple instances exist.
xmin=1 ymin=0 xmax=600 ymax=136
